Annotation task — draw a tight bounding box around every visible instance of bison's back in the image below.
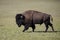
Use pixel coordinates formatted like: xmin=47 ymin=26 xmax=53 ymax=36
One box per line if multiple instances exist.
xmin=32 ymin=12 xmax=50 ymax=24
xmin=22 ymin=10 xmax=50 ymax=24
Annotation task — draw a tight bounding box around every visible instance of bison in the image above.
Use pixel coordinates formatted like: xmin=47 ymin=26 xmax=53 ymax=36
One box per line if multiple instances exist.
xmin=16 ymin=10 xmax=54 ymax=32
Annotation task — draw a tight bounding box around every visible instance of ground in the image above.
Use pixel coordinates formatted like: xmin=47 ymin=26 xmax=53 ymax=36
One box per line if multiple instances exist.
xmin=0 ymin=0 xmax=60 ymax=40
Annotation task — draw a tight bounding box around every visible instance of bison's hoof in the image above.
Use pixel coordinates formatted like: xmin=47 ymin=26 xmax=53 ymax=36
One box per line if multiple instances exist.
xmin=33 ymin=31 xmax=34 ymax=32
xmin=45 ymin=31 xmax=47 ymax=32
xmin=23 ymin=30 xmax=25 ymax=32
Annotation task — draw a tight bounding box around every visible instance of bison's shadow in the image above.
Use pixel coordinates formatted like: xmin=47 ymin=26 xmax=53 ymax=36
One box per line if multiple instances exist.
xmin=0 ymin=25 xmax=4 ymax=26
xmin=26 ymin=31 xmax=60 ymax=33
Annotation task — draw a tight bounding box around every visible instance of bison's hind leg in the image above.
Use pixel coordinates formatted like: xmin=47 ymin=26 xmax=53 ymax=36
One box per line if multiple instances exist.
xmin=44 ymin=21 xmax=49 ymax=32
xmin=45 ymin=24 xmax=49 ymax=32
xmin=49 ymin=23 xmax=54 ymax=31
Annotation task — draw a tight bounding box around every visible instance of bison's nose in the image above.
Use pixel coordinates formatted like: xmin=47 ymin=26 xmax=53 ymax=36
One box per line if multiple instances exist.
xmin=18 ymin=24 xmax=21 ymax=27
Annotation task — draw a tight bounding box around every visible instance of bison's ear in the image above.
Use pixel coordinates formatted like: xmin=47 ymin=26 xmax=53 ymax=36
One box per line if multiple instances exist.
xmin=20 ymin=14 xmax=25 ymax=20
xmin=16 ymin=14 xmax=25 ymax=20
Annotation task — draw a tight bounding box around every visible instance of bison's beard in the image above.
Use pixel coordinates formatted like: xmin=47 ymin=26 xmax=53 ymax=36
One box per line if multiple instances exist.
xmin=16 ymin=21 xmax=22 ymax=27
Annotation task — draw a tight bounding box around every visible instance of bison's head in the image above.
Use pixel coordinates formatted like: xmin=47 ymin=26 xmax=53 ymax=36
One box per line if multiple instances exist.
xmin=16 ymin=14 xmax=25 ymax=27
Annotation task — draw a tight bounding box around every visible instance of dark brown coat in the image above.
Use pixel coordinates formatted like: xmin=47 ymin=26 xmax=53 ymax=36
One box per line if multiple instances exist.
xmin=16 ymin=10 xmax=54 ymax=32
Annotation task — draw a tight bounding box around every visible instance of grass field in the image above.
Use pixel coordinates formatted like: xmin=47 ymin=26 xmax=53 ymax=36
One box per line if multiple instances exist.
xmin=0 ymin=0 xmax=60 ymax=40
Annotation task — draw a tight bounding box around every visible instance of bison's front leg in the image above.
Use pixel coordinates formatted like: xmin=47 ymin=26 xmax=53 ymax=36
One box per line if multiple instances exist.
xmin=31 ymin=24 xmax=35 ymax=32
xmin=23 ymin=24 xmax=29 ymax=32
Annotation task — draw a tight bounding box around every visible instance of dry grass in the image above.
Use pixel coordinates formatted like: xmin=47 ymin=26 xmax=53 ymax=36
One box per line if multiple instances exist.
xmin=0 ymin=0 xmax=60 ymax=40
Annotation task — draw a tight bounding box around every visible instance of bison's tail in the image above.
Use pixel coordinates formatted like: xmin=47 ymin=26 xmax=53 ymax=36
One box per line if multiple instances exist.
xmin=50 ymin=15 xmax=53 ymax=22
